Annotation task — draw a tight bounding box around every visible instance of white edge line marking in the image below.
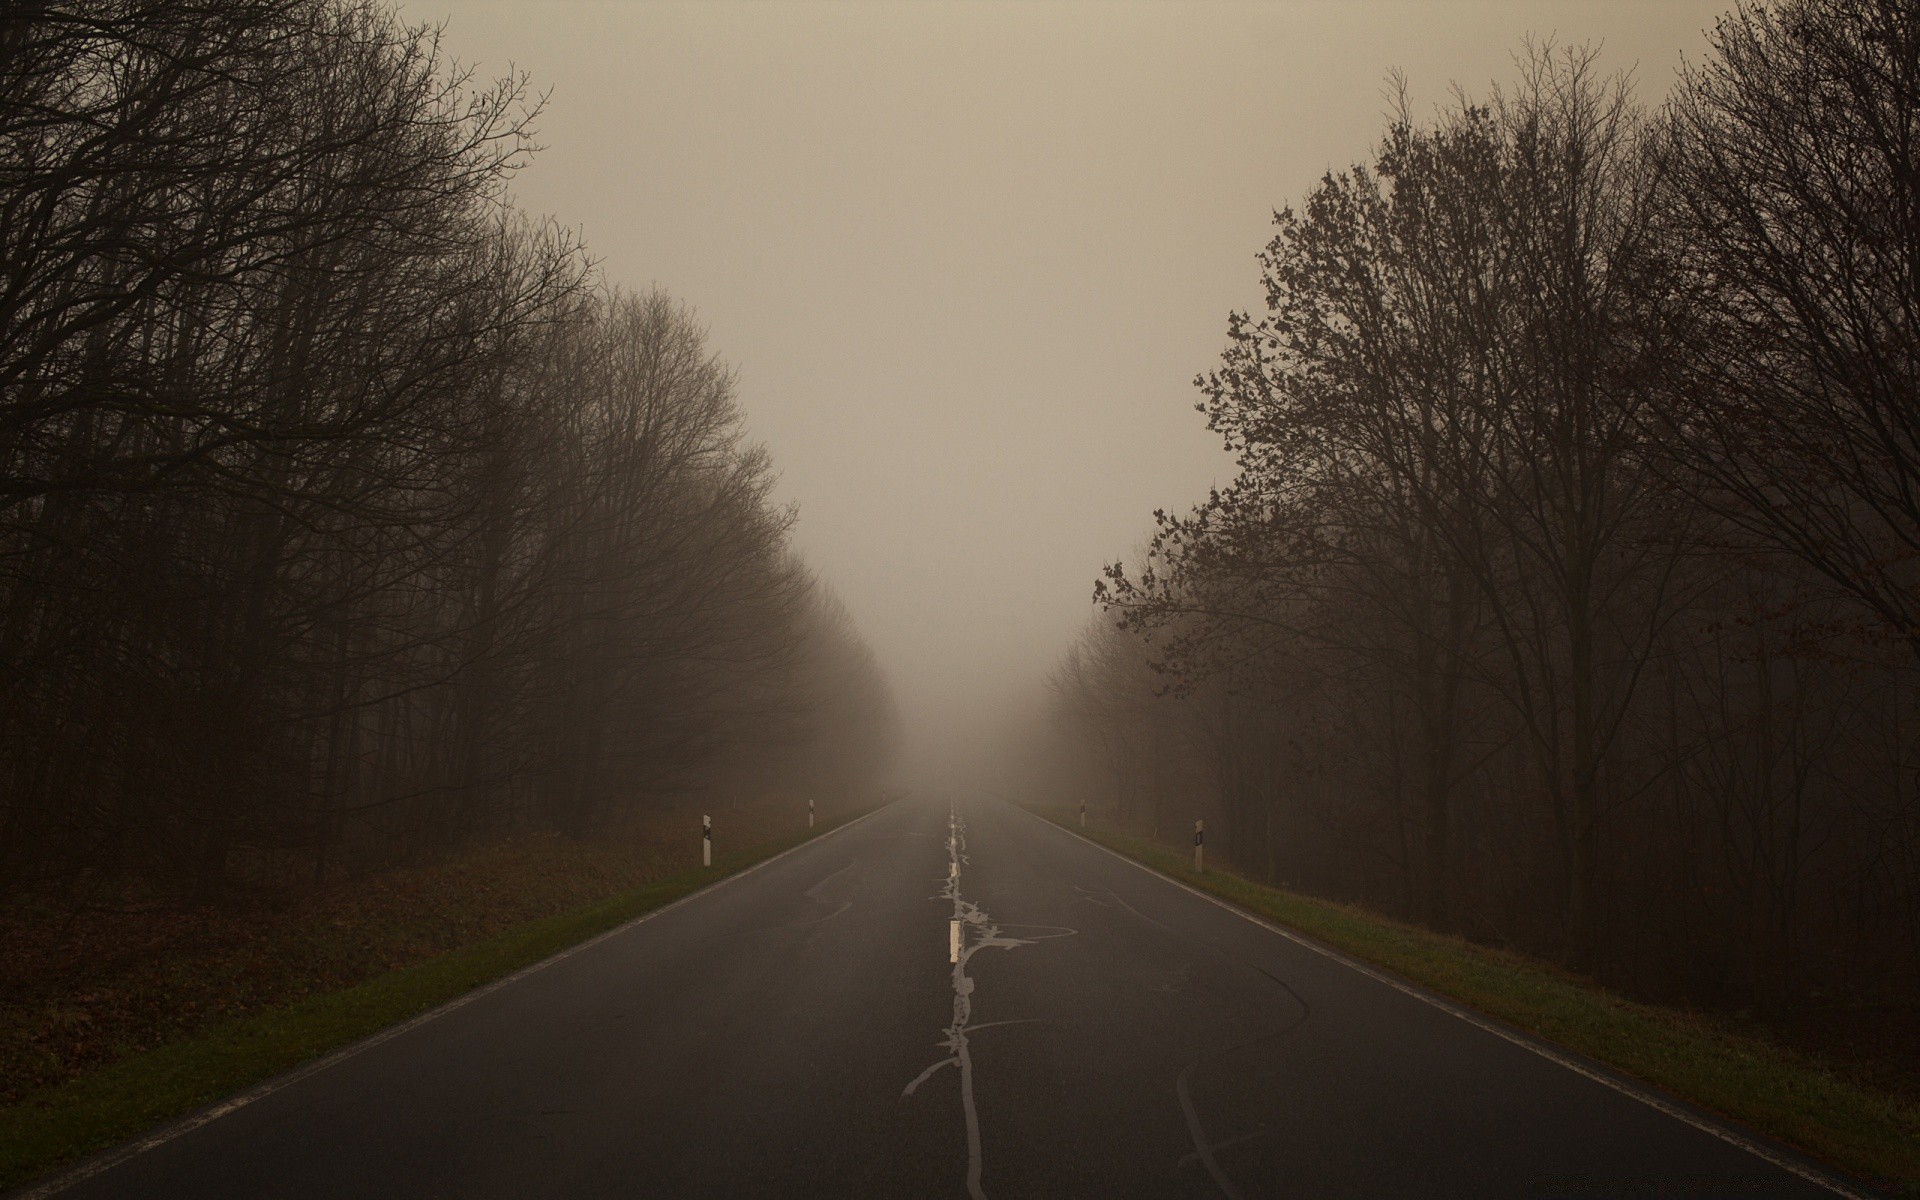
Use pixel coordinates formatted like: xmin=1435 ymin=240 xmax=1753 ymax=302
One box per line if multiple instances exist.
xmin=12 ymin=797 xmax=906 ymax=1200
xmin=1018 ymin=806 xmax=1881 ymax=1200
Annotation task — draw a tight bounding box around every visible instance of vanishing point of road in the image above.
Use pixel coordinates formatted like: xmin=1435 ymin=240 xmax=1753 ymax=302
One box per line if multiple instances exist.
xmin=22 ymin=793 xmax=1880 ymax=1199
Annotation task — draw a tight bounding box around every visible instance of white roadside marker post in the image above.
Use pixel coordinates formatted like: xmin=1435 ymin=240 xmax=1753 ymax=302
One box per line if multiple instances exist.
xmin=702 ymin=814 xmax=712 ymax=867
xmin=1193 ymin=819 xmax=1204 ymax=873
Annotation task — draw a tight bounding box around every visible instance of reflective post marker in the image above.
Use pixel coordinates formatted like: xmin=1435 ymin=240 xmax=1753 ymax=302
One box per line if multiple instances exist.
xmin=1193 ymin=819 xmax=1204 ymax=873
xmin=702 ymin=814 xmax=712 ymax=867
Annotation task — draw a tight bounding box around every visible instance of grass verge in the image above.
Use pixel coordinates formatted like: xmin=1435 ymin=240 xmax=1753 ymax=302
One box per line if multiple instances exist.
xmin=0 ymin=805 xmax=878 ymax=1194
xmin=1036 ymin=809 xmax=1918 ymax=1197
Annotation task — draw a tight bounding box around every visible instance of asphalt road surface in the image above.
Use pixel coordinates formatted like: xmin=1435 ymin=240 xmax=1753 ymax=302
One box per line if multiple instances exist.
xmin=29 ymin=793 xmax=1877 ymax=1199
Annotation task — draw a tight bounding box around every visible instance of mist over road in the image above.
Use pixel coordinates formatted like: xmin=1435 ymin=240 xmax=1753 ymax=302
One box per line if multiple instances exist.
xmin=38 ymin=795 xmax=1860 ymax=1199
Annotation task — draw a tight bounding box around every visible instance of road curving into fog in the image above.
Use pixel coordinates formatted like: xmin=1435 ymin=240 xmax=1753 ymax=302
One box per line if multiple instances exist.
xmin=25 ymin=793 xmax=1877 ymax=1199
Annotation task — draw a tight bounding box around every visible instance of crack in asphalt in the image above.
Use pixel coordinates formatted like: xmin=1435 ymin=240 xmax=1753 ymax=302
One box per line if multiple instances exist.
xmin=901 ymin=800 xmax=1074 ymax=1200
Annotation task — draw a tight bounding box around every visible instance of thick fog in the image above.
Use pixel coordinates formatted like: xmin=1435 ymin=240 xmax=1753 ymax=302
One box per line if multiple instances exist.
xmin=423 ymin=0 xmax=1725 ymax=778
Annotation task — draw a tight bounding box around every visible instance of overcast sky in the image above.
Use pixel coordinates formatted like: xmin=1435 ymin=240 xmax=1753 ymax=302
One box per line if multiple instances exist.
xmin=422 ymin=0 xmax=1727 ymax=777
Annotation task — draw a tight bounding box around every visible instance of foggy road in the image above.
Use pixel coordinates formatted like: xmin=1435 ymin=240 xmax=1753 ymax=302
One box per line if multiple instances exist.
xmin=30 ymin=794 xmax=1869 ymax=1200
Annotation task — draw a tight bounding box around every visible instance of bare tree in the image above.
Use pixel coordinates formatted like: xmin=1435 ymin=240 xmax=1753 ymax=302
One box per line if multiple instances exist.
xmin=1057 ymin=16 xmax=1920 ymax=1009
xmin=0 ymin=0 xmax=899 ymax=902
xmin=1663 ymin=0 xmax=1920 ymax=656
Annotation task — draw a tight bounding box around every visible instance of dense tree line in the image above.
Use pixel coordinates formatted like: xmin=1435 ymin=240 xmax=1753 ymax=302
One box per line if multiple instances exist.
xmin=1051 ymin=0 xmax=1919 ymax=1011
xmin=0 ymin=0 xmax=898 ymax=902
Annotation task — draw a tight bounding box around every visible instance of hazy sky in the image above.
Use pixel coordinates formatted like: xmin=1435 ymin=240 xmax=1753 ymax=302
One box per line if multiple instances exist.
xmin=422 ymin=0 xmax=1726 ymax=774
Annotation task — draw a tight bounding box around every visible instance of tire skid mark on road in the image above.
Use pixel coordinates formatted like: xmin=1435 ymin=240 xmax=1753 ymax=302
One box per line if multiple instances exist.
xmin=1177 ymin=1126 xmax=1278 ymax=1171
xmin=799 ymin=858 xmax=857 ymax=924
xmin=1076 ymin=871 xmax=1317 ymax=1197
xmin=1075 ymin=884 xmax=1180 ymax=934
xmin=1177 ymin=1056 xmax=1249 ymax=1200
xmin=701 ymin=857 xmax=860 ymax=943
xmin=902 ymin=800 xmax=1073 ymax=1200
xmin=1174 ymin=992 xmax=1311 ymax=1199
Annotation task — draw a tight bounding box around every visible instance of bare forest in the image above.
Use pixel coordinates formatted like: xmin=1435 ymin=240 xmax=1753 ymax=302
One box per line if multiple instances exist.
xmin=8 ymin=0 xmax=1920 ymax=1193
xmin=1044 ymin=3 xmax=1920 ymax=1019
xmin=0 ymin=0 xmax=900 ymax=907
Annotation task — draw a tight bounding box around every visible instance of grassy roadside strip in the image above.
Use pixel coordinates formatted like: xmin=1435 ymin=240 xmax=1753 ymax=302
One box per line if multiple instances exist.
xmin=1032 ymin=808 xmax=1918 ymax=1197
xmin=0 ymin=803 xmax=885 ymax=1194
